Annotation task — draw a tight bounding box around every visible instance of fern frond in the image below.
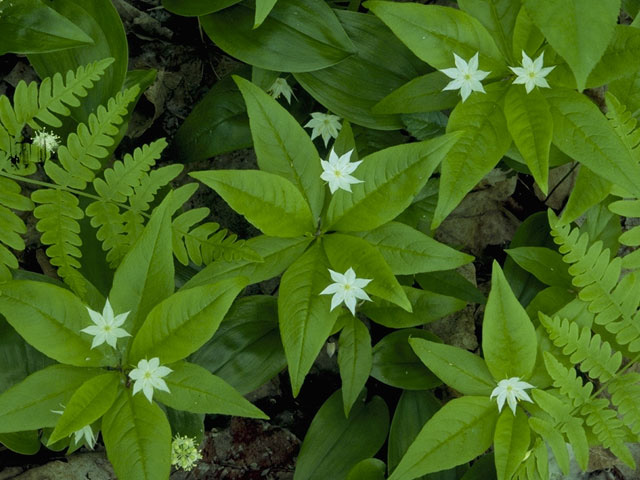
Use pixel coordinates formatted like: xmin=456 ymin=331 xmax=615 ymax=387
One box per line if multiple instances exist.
xmin=31 ymin=189 xmax=85 ymax=294
xmin=44 ymin=87 xmax=139 ymax=190
xmin=542 ymin=352 xmax=592 ymax=408
xmin=608 ymin=372 xmax=640 ymax=435
xmin=606 ymin=92 xmax=640 ymax=162
xmin=0 ymin=177 xmax=34 ymax=281
xmin=85 ymin=201 xmax=129 ymax=267
xmin=11 ymin=58 xmax=114 ymax=132
xmin=610 ymin=197 xmax=640 ymax=269
xmin=540 ymin=314 xmax=622 ymax=381
xmin=580 ymin=398 xmax=635 ymax=468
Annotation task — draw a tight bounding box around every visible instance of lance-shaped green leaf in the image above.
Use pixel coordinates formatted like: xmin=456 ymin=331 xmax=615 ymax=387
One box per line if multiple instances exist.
xmin=279 ymin=242 xmax=340 ymax=396
xmin=294 ymin=10 xmax=426 ymax=130
xmin=0 ymin=365 xmax=101 ymax=433
xmin=234 ymin=76 xmax=324 ymax=218
xmin=373 ymin=72 xmax=459 ymax=115
xmin=494 ymin=409 xmax=530 ymax=480
xmin=154 ymin=361 xmax=267 ymax=419
xmin=388 ymin=390 xmax=442 ymax=475
xmin=49 ymin=372 xmax=120 ymax=444
xmin=528 ymin=417 xmax=570 ymax=475
xmin=294 ymin=390 xmax=389 ymax=480
xmin=323 ymin=233 xmax=410 ymax=311
xmin=347 ymin=459 xmax=386 ymax=480
xmin=110 ymin=194 xmax=174 ymax=340
xmin=355 ymin=221 xmax=472 ymax=275
xmin=562 ymin=168 xmax=612 ymax=225
xmin=183 ymin=235 xmax=311 ymax=290
xmin=483 ymin=262 xmax=537 ymax=380
xmin=0 ymin=281 xmax=109 ymax=366
xmin=254 ymin=0 xmax=278 ymax=28
xmin=201 ymin=0 xmax=355 ymax=73
xmin=504 ymin=86 xmax=553 ymax=194
xmin=433 ymin=84 xmax=510 ymax=229
xmin=587 ymin=25 xmax=640 ymax=88
xmin=545 ymin=88 xmax=640 ymax=199
xmin=0 ymin=431 xmax=40 ymax=455
xmin=409 ymin=338 xmax=495 ymax=396
xmin=362 ymin=286 xmax=465 ymax=329
xmin=505 ymin=247 xmax=572 ymax=289
xmin=458 ymin=0 xmax=520 ymax=63
xmin=190 ymin=170 xmax=315 ymax=237
xmin=0 ymin=0 xmax=94 ymax=55
xmin=326 ymin=134 xmax=460 ymax=233
xmin=338 ymin=316 xmax=373 ymax=417
xmin=511 ymin=8 xmax=545 ymax=67
xmin=523 ymin=0 xmax=618 ymax=91
xmin=102 ymin=390 xmax=171 ymax=480
xmin=388 ymin=396 xmax=498 ymax=480
xmin=129 ymin=277 xmax=247 ymax=364
xmin=365 ymin=1 xmax=506 ymax=74
xmin=162 ymin=0 xmax=241 ymax=16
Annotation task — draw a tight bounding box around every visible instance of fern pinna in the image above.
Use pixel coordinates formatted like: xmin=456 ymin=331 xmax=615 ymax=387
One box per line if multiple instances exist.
xmin=0 ymin=59 xmax=256 ymax=296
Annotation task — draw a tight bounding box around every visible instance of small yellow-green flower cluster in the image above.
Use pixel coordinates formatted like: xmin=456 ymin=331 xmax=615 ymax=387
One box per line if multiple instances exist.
xmin=171 ymin=435 xmax=202 ymax=472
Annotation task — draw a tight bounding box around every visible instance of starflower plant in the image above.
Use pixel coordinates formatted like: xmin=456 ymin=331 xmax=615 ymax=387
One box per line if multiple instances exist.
xmin=439 ymin=52 xmax=490 ymax=102
xmin=490 ymin=377 xmax=535 ymax=414
xmin=320 ymin=267 xmax=371 ymax=315
xmin=509 ymin=51 xmax=555 ymax=93
xmin=267 ymin=77 xmax=294 ymax=104
xmin=31 ymin=129 xmax=61 ymax=153
xmin=171 ymin=435 xmax=203 ymax=472
xmin=81 ymin=299 xmax=131 ymax=349
xmin=305 ymin=112 xmax=342 ymax=146
xmin=129 ymin=357 xmax=172 ymax=403
xmin=320 ymin=148 xmax=362 ymax=194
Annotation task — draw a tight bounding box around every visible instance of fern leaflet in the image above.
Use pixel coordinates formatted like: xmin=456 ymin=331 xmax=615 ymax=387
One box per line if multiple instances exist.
xmin=608 ymin=372 xmax=640 ymax=435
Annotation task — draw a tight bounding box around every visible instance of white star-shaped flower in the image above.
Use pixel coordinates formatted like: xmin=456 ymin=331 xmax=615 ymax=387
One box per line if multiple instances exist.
xmin=509 ymin=51 xmax=555 ymax=93
xmin=267 ymin=77 xmax=294 ymax=104
xmin=490 ymin=377 xmax=535 ymax=414
xmin=320 ymin=148 xmax=363 ymax=194
xmin=51 ymin=405 xmax=97 ymax=449
xmin=305 ymin=112 xmax=342 ymax=147
xmin=320 ymin=267 xmax=372 ymax=316
xmin=80 ymin=299 xmax=131 ymax=350
xmin=32 ymin=129 xmax=61 ymax=153
xmin=440 ymin=52 xmax=491 ymax=102
xmin=128 ymin=357 xmax=172 ymax=403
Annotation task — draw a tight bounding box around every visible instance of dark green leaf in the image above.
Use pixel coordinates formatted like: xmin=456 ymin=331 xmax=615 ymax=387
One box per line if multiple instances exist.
xmin=338 ymin=317 xmax=372 ymax=417
xmin=162 ymin=0 xmax=242 ymax=16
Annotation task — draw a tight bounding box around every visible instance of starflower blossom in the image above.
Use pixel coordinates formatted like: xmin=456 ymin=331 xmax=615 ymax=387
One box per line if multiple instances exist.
xmin=80 ymin=299 xmax=131 ymax=349
xmin=490 ymin=377 xmax=535 ymax=414
xmin=32 ymin=129 xmax=61 ymax=153
xmin=305 ymin=112 xmax=341 ymax=147
xmin=171 ymin=435 xmax=203 ymax=471
xmin=267 ymin=77 xmax=294 ymax=104
xmin=320 ymin=148 xmax=362 ymax=194
xmin=320 ymin=267 xmax=372 ymax=316
xmin=440 ymin=52 xmax=490 ymax=102
xmin=128 ymin=357 xmax=172 ymax=403
xmin=509 ymin=51 xmax=555 ymax=93
xmin=51 ymin=406 xmax=97 ymax=449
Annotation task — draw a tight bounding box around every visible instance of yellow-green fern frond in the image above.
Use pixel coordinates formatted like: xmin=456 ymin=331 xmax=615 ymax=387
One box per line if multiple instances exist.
xmin=542 ymin=352 xmax=592 ymax=408
xmin=540 ymin=314 xmax=622 ymax=382
xmin=609 ymin=198 xmax=640 ymax=269
xmin=609 ymin=372 xmax=640 ymax=435
xmin=0 ymin=177 xmax=33 ymax=281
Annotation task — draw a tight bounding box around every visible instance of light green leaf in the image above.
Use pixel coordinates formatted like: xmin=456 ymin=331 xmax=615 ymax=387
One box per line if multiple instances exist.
xmin=433 ymin=84 xmax=510 ymax=229
xmin=294 ymin=390 xmax=389 ymax=480
xmin=323 ymin=233 xmax=410 ymax=311
xmin=587 ymin=25 xmax=640 ymax=87
xmin=0 ymin=0 xmax=93 ymax=54
xmin=0 ymin=365 xmax=101 ymax=433
xmin=49 ymin=372 xmax=120 ymax=444
xmin=561 ymin=166 xmax=612 ymax=224
xmin=528 ymin=417 xmax=570 ymax=475
xmin=161 ymin=0 xmax=241 ymax=16
xmin=201 ymin=0 xmax=355 ymax=73
xmin=338 ymin=317 xmax=373 ymax=417
xmin=365 ymin=1 xmax=506 ymax=74
xmin=234 ymin=76 xmax=324 ymax=218
xmin=102 ymin=390 xmax=171 ymax=480
xmin=294 ymin=10 xmax=426 ymax=130
xmin=523 ymin=0 xmax=619 ymax=91
xmin=129 ymin=277 xmax=247 ymax=364
xmin=110 ymin=194 xmax=174 ymax=342
xmin=190 ymin=170 xmax=315 ymax=237
xmin=494 ymin=409 xmax=530 ymax=480
xmin=356 ymin=221 xmax=472 ymax=275
xmin=254 ymin=0 xmax=278 ymax=28
xmin=409 ymin=338 xmax=495 ymax=396
xmin=373 ymin=72 xmax=458 ymax=115
xmin=511 ymin=7 xmax=544 ymax=62
xmin=504 ymin=86 xmax=553 ymax=194
xmin=388 ymin=390 xmax=442 ymax=475
xmin=347 ymin=458 xmax=386 ymax=480
xmin=362 ymin=286 xmax=466 ymax=329
xmin=182 ymin=235 xmax=311 ymax=289
xmin=189 ymin=295 xmax=286 ymax=395
xmin=505 ymin=247 xmax=572 ymax=289
xmin=458 ymin=0 xmax=520 ymax=62
xmin=416 ymin=270 xmax=486 ymax=305
xmin=278 ymin=242 xmax=339 ymax=396
xmin=483 ymin=261 xmax=538 ymax=380
xmin=545 ymin=88 xmax=640 ymax=199
xmin=371 ymin=329 xmax=441 ymax=390
xmin=388 ymin=396 xmax=498 ymax=480
xmin=154 ymin=361 xmax=267 ymax=419
xmin=326 ymin=134 xmax=461 ymax=233
xmin=0 ymin=281 xmax=110 ymax=367
xmin=0 ymin=431 xmax=40 ymax=455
